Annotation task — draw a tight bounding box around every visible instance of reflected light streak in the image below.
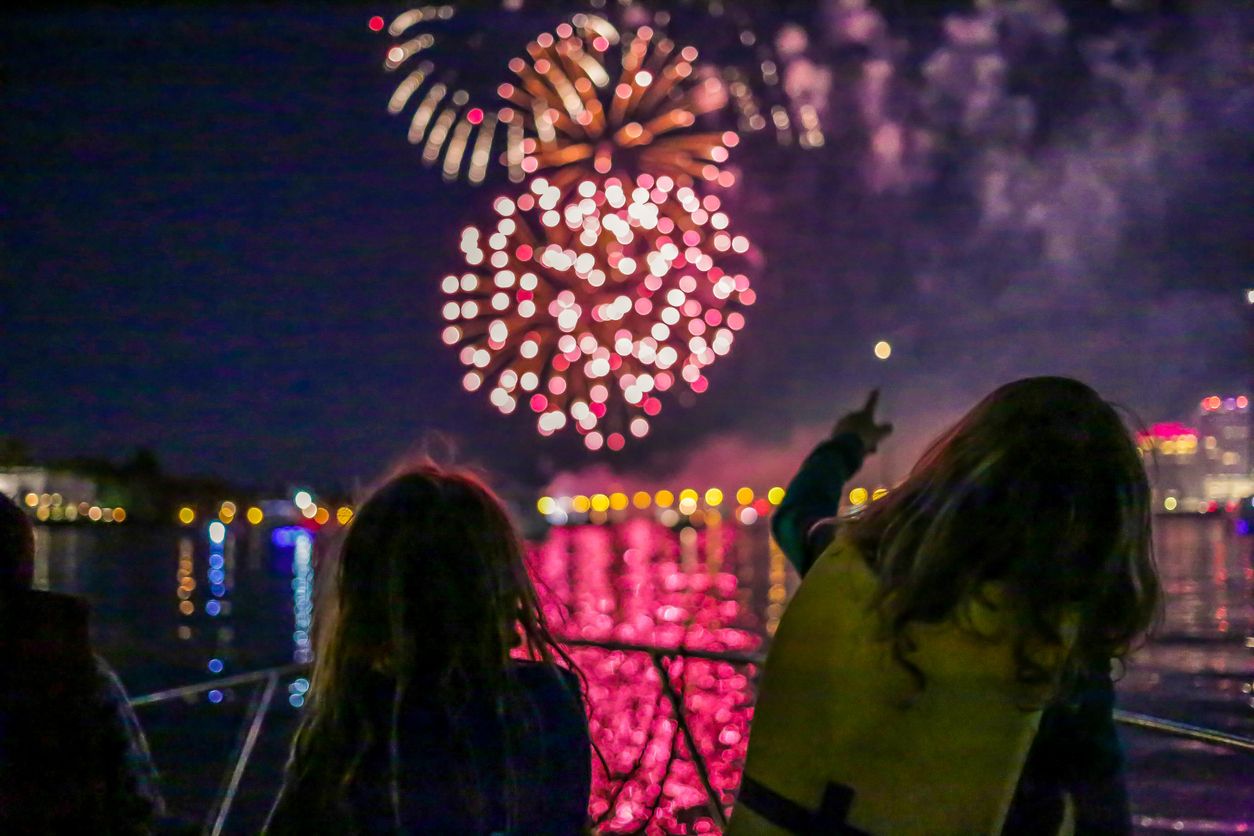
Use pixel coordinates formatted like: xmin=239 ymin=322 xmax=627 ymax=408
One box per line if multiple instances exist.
xmin=525 ymin=516 xmax=766 ymax=828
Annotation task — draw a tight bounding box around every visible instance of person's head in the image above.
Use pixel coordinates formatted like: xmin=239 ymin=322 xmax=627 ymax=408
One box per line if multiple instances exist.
xmin=317 ymin=461 xmax=554 ymax=686
xmin=0 ymin=492 xmax=35 ymax=592
xmin=848 ymin=376 xmax=1159 ymax=701
xmin=291 ymin=461 xmax=572 ymax=821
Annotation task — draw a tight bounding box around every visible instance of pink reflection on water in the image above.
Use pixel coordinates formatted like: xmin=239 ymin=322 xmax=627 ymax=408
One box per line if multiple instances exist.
xmin=526 ymin=517 xmax=765 ymax=833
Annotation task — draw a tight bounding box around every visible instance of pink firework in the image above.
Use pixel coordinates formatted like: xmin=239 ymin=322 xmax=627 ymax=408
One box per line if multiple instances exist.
xmin=441 ymin=174 xmax=755 ymax=451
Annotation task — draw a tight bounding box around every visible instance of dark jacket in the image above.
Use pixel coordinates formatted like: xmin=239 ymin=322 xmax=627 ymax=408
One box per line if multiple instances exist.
xmin=266 ymin=660 xmax=591 ymax=835
xmin=0 ymin=589 xmax=163 ymax=835
xmin=770 ymin=433 xmax=1131 ymax=836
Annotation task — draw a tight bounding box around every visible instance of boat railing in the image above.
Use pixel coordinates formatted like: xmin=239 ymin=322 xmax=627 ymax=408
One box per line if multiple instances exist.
xmin=129 ymin=643 xmax=1254 ymax=834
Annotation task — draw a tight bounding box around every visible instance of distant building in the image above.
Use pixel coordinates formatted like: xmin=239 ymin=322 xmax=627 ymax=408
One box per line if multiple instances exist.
xmin=1137 ymin=422 xmax=1203 ymax=507
xmin=1197 ymin=395 xmax=1252 ymax=503
xmin=0 ymin=467 xmax=99 ymax=522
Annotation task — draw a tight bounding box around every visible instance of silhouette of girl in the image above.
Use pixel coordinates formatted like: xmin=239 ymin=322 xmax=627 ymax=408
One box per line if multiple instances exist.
xmin=266 ymin=463 xmax=591 ymax=834
xmin=733 ymin=378 xmax=1159 ymax=834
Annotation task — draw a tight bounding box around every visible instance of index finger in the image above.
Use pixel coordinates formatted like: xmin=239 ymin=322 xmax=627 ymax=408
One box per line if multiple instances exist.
xmin=863 ymin=389 xmax=880 ymax=415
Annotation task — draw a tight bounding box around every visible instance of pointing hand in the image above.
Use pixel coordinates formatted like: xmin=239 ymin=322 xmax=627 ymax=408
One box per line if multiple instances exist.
xmin=832 ymin=390 xmax=894 ymax=454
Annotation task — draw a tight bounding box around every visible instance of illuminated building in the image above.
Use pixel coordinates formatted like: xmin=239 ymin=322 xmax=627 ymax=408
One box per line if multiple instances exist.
xmin=1136 ymin=422 xmax=1203 ymax=508
xmin=0 ymin=467 xmax=97 ymax=511
xmin=1197 ymin=395 xmax=1253 ymax=502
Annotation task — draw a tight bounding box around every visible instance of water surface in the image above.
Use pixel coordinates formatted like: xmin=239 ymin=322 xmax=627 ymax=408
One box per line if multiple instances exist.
xmin=36 ymin=514 xmax=1252 ymax=833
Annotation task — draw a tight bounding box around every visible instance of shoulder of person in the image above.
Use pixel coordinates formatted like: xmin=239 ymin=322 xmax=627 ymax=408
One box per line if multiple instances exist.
xmin=807 ymin=536 xmax=879 ymax=599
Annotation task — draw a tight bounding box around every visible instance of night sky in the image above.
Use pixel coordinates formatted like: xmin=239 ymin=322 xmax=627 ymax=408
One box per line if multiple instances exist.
xmin=3 ymin=3 xmax=1250 ymax=493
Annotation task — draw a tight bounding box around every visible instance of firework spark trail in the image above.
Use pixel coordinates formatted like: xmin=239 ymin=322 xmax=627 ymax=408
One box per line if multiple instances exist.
xmin=380 ymin=3 xmax=820 ymax=186
xmin=502 ymin=22 xmax=737 ymax=190
xmin=382 ymin=5 xmax=609 ymax=184
xmin=441 ymin=174 xmax=754 ymax=451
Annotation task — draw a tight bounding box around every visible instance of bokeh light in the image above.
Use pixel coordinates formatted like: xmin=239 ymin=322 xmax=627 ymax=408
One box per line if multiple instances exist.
xmin=525 ymin=516 xmax=764 ymax=829
xmin=381 ymin=9 xmax=751 ymax=187
xmin=505 ymin=22 xmax=736 ymax=190
xmin=443 ymin=175 xmax=753 ymax=449
xmin=292 ymin=530 xmax=314 ymax=664
xmin=382 ymin=10 xmax=616 ymax=185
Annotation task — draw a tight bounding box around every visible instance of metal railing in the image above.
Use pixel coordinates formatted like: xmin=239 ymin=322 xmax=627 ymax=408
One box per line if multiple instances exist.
xmin=1112 ymin=709 xmax=1254 ymax=754
xmin=130 ymin=645 xmax=1253 ymax=833
xmin=129 ymin=663 xmax=308 ymax=708
xmin=131 ymin=663 xmax=308 ymax=835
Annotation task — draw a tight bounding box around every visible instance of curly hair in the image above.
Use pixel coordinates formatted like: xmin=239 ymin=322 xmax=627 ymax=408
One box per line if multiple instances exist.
xmin=845 ymin=377 xmax=1160 ymax=706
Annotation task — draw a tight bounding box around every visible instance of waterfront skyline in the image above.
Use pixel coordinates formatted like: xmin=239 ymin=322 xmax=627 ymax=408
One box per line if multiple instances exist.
xmin=3 ymin=4 xmax=1250 ymax=488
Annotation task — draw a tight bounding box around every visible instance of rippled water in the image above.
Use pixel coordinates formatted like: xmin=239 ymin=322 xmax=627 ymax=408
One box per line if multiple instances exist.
xmin=34 ymin=514 xmax=1252 ymax=833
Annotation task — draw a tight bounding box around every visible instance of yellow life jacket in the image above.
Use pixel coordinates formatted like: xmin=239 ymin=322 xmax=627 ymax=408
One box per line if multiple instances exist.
xmin=731 ymin=538 xmax=1072 ymax=835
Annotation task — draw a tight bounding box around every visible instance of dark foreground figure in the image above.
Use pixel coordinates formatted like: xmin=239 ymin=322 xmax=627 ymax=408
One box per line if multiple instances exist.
xmin=733 ymin=378 xmax=1158 ymax=834
xmin=0 ymin=491 xmax=163 ymax=834
xmin=265 ymin=463 xmax=591 ymax=835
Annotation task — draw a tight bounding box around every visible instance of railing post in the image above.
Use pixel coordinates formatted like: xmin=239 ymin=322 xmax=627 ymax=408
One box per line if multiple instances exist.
xmin=129 ymin=662 xmax=309 ymax=707
xmin=207 ymin=670 xmax=280 ymax=836
xmin=1113 ymin=709 xmax=1254 ymax=753
xmin=649 ymin=651 xmax=729 ymax=830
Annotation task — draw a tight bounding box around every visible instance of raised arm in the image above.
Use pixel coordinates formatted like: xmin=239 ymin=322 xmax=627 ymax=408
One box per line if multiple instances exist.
xmin=770 ymin=391 xmax=893 ymax=576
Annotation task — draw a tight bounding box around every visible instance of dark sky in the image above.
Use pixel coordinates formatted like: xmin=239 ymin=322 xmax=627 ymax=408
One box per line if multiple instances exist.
xmin=3 ymin=3 xmax=1250 ymax=491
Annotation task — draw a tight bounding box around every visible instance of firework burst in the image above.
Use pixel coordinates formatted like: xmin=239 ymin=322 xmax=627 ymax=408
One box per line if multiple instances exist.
xmin=440 ymin=174 xmax=754 ymax=451
xmin=380 ymin=5 xmax=613 ymax=185
xmin=503 ymin=21 xmax=737 ymax=191
xmin=378 ymin=3 xmax=813 ymax=186
xmin=628 ymin=0 xmax=827 ymax=149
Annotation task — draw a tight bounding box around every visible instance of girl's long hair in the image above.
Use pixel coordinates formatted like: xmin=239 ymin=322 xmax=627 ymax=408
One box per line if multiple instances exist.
xmin=283 ymin=461 xmax=583 ymax=830
xmin=845 ymin=376 xmax=1160 ymax=704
